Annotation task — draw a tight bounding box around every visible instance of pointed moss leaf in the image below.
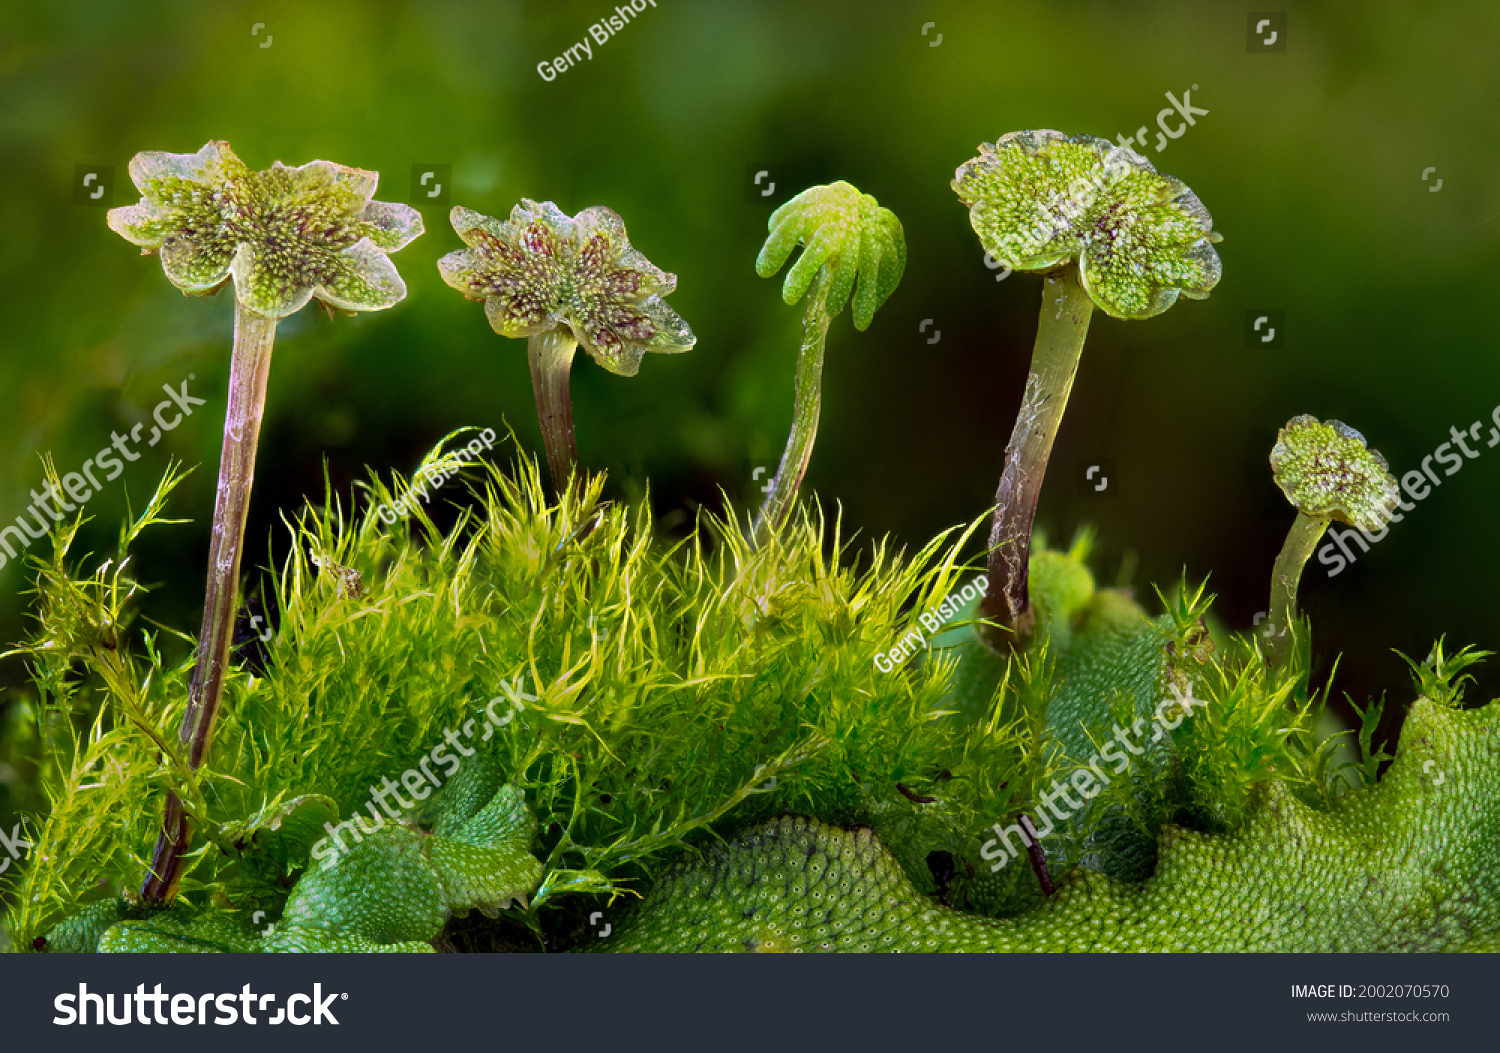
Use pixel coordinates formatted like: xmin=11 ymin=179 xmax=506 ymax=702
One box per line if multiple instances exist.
xmin=281 ymin=825 xmax=448 ymax=944
xmin=1270 ymin=416 xmax=1401 ymax=532
xmin=439 ymin=200 xmax=696 ymax=377
xmin=1397 ymin=639 xmax=1492 ymax=710
xmin=608 ymin=695 xmax=1500 ymax=951
xmin=107 ymin=140 xmax=422 ymax=318
xmin=756 ymin=181 xmax=905 ymax=330
xmin=952 ymin=130 xmax=1222 ymax=320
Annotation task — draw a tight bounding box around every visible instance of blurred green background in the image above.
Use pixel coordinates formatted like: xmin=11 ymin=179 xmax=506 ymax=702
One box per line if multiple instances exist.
xmin=2 ymin=0 xmax=1498 ymax=829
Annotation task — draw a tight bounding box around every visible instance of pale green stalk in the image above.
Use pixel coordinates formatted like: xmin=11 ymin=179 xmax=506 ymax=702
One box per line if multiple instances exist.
xmin=528 ymin=328 xmax=581 ymax=493
xmin=753 ymin=277 xmax=832 ymax=545
xmin=1265 ymin=512 xmax=1329 ymax=667
xmin=978 ymin=266 xmax=1093 ymax=651
xmin=142 ymin=302 xmax=276 ymax=902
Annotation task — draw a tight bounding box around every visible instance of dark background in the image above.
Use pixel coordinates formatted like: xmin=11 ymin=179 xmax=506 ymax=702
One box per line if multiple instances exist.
xmin=2 ymin=953 xmax=1492 ymax=1047
xmin=2 ymin=0 xmax=1497 ymax=817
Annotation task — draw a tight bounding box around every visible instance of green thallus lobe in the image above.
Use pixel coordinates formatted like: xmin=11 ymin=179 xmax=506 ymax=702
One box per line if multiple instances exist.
xmin=1265 ymin=415 xmax=1400 ymax=666
xmin=952 ymin=130 xmax=1221 ymax=650
xmin=438 ymin=200 xmax=695 ymax=493
xmin=107 ymin=140 xmax=423 ymax=903
xmin=752 ymin=181 xmax=904 ymax=544
xmin=44 ymin=777 xmax=544 ymax=952
xmin=607 ymin=688 xmax=1500 ymax=952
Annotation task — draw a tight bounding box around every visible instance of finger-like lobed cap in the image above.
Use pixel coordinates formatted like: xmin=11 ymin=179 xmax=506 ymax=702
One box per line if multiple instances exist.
xmin=108 ymin=141 xmax=423 ymax=319
xmin=952 ymin=130 xmax=1221 ymax=320
xmin=1270 ymin=415 xmax=1401 ymax=532
xmin=438 ymin=200 xmax=695 ymax=377
xmin=755 ymin=181 xmax=905 ymax=331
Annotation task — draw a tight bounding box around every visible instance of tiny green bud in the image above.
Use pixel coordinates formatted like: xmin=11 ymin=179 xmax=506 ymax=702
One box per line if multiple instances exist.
xmin=748 ymin=180 xmax=906 ymax=544
xmin=1264 ymin=416 xmax=1400 ymax=667
xmin=1270 ymin=415 xmax=1400 ymax=533
xmin=755 ymin=180 xmax=905 ymax=331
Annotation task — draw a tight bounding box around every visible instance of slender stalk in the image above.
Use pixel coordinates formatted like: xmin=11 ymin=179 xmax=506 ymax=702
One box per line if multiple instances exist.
xmin=752 ymin=277 xmax=833 ymax=546
xmin=1265 ymin=511 xmax=1329 ymax=667
xmin=1019 ymin=814 xmax=1055 ymax=896
xmin=528 ymin=328 xmax=580 ymax=494
xmin=977 ymin=265 xmax=1094 ymax=652
xmin=141 ymin=303 xmax=276 ymax=903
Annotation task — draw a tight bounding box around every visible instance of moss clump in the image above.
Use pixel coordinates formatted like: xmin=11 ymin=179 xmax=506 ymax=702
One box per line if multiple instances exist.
xmin=6 ymin=446 xmax=1036 ymax=949
xmin=5 ymin=446 xmax=1496 ymax=953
